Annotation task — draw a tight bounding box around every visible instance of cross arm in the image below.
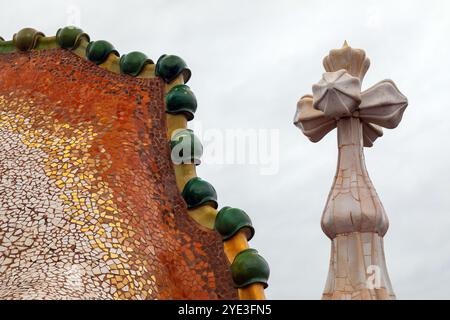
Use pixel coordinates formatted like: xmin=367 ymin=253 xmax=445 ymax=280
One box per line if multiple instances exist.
xmin=294 ymin=94 xmax=337 ymax=143
xmin=359 ymin=79 xmax=409 ymax=129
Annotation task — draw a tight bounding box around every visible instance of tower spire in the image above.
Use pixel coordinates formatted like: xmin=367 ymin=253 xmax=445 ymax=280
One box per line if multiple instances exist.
xmin=294 ymin=44 xmax=408 ymax=300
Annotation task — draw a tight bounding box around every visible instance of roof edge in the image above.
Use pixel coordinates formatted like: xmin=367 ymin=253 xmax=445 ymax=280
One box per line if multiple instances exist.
xmin=0 ymin=27 xmax=190 ymax=82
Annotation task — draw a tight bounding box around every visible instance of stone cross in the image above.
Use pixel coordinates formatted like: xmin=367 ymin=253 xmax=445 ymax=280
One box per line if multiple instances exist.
xmin=294 ymin=42 xmax=408 ymax=300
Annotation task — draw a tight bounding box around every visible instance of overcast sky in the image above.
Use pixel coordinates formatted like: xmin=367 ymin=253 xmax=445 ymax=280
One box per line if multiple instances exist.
xmin=2 ymin=0 xmax=450 ymax=300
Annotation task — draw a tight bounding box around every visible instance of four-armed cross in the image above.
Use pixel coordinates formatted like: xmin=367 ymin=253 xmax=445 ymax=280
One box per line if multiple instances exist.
xmin=294 ymin=42 xmax=408 ymax=300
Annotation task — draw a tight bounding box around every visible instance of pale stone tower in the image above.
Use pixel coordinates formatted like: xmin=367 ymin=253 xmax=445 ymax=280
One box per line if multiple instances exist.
xmin=294 ymin=42 xmax=408 ymax=300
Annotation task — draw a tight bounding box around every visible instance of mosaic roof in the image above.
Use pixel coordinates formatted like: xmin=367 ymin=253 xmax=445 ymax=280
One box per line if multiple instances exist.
xmin=0 ymin=27 xmax=269 ymax=300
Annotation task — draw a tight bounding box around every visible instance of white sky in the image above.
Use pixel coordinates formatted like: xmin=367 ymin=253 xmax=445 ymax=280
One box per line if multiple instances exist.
xmin=1 ymin=0 xmax=450 ymax=299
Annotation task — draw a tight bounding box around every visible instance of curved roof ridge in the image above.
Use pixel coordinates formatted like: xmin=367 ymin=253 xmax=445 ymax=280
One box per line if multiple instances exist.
xmin=0 ymin=26 xmax=190 ymax=82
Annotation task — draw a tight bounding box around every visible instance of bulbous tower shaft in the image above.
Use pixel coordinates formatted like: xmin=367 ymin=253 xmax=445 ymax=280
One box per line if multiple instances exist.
xmin=321 ymin=117 xmax=395 ymax=300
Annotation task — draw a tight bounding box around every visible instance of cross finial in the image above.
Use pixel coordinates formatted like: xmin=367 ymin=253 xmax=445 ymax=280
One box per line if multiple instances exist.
xmin=295 ymin=43 xmax=408 ymax=147
xmin=293 ymin=44 xmax=408 ymax=300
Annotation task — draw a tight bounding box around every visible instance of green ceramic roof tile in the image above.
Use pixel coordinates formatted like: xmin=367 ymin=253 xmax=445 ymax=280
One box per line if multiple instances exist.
xmin=181 ymin=177 xmax=218 ymax=210
xmin=231 ymin=249 xmax=270 ymax=289
xmin=56 ymin=26 xmax=90 ymax=49
xmin=215 ymin=207 xmax=255 ymax=241
xmin=120 ymin=51 xmax=154 ymax=77
xmin=170 ymin=129 xmax=203 ymax=165
xmin=13 ymin=28 xmax=45 ymax=51
xmin=155 ymin=54 xmax=191 ymax=83
xmin=166 ymin=84 xmax=197 ymax=120
xmin=86 ymin=40 xmax=119 ymax=65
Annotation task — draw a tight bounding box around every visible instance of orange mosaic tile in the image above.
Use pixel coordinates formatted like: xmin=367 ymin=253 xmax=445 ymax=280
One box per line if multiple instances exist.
xmin=0 ymin=48 xmax=237 ymax=300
